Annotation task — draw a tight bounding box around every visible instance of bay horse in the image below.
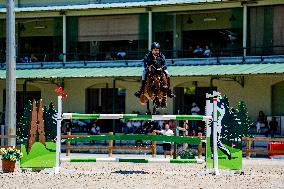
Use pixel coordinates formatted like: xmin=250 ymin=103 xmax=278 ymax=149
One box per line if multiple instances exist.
xmin=139 ymin=60 xmax=168 ymax=113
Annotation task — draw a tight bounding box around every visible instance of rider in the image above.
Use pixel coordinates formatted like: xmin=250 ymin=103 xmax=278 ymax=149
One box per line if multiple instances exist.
xmin=134 ymin=42 xmax=175 ymax=98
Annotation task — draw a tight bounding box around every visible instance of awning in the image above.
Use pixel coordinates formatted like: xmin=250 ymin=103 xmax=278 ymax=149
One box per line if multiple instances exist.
xmin=0 ymin=0 xmax=224 ymax=13
xmin=78 ymin=15 xmax=140 ymax=42
xmin=0 ymin=63 xmax=283 ymax=79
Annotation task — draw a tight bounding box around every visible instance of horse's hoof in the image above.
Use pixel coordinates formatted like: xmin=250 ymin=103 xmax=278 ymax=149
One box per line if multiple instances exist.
xmin=168 ymin=93 xmax=176 ymax=98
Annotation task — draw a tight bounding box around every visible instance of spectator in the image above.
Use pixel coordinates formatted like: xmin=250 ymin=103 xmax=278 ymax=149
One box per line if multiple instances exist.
xmin=193 ymin=45 xmax=203 ymax=58
xmin=144 ymin=121 xmax=154 ymax=134
xmin=203 ymin=45 xmax=211 ymax=57
xmin=256 ymin=111 xmax=267 ymax=134
xmin=133 ymin=120 xmax=141 ymax=133
xmin=62 ymin=120 xmax=72 ymax=134
xmin=157 ymin=120 xmax=164 ymax=129
xmin=59 ymin=53 xmax=64 ymax=61
xmin=116 ymin=51 xmax=126 ymax=59
xmin=90 ymin=122 xmax=100 ymax=135
xmin=31 ymin=53 xmax=38 ymax=62
xmin=135 ymin=125 xmax=144 ymax=134
xmin=90 ymin=122 xmax=100 ymax=144
xmin=119 ymin=119 xmax=127 ymax=134
xmin=126 ymin=120 xmax=133 ymax=134
xmin=105 ymin=53 xmax=112 ymax=60
xmin=168 ymin=120 xmax=176 ymax=130
xmin=269 ymin=117 xmax=278 ymax=137
xmin=154 ymin=123 xmax=174 ymax=158
xmin=20 ymin=54 xmax=30 ymax=63
xmin=191 ymin=102 xmax=200 ymax=132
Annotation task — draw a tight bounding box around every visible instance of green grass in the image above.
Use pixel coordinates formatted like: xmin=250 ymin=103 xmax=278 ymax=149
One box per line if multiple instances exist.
xmin=20 ymin=142 xmax=56 ymax=168
xmin=206 ymin=137 xmax=242 ymax=170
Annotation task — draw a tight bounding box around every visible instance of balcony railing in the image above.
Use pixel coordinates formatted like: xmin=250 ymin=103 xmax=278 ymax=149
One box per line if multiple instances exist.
xmin=0 ymin=55 xmax=283 ymax=70
xmin=0 ymin=46 xmax=283 ymax=69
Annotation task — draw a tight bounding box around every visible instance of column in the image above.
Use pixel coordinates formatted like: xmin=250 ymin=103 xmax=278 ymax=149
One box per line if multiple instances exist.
xmin=6 ymin=0 xmax=16 ymax=146
xmin=243 ymin=4 xmax=248 ymax=57
xmin=148 ymin=10 xmax=152 ymax=50
xmin=63 ymin=14 xmax=67 ymax=62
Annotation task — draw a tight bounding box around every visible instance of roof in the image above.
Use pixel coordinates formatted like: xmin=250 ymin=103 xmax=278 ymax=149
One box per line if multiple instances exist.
xmin=0 ymin=63 xmax=283 ymax=79
xmin=0 ymin=0 xmax=224 ymax=13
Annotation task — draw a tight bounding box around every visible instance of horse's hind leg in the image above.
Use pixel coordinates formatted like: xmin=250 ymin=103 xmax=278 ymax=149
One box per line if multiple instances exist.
xmin=153 ymin=105 xmax=157 ymax=115
xmin=153 ymin=97 xmax=161 ymax=110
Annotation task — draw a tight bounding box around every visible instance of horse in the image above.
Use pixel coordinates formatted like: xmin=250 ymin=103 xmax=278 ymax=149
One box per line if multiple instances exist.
xmin=139 ymin=60 xmax=169 ymax=113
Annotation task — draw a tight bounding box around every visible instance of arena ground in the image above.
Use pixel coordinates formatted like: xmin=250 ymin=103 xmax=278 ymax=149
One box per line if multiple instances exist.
xmin=0 ymin=158 xmax=283 ymax=189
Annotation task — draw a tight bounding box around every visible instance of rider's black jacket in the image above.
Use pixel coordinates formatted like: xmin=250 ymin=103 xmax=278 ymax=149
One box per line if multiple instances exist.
xmin=142 ymin=51 xmax=167 ymax=70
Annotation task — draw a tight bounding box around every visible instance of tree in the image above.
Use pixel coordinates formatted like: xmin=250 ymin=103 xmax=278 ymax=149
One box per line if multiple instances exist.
xmin=43 ymin=102 xmax=57 ymax=141
xmin=17 ymin=100 xmax=32 ymax=142
xmin=220 ymin=96 xmax=240 ymax=147
xmin=236 ymin=101 xmax=252 ymax=138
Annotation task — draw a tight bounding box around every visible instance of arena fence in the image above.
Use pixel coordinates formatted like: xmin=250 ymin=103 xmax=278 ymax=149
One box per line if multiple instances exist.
xmin=243 ymin=137 xmax=284 ymax=159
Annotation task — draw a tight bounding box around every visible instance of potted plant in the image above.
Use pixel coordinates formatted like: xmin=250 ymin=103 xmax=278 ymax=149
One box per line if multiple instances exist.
xmin=177 ymin=149 xmax=198 ymax=159
xmin=0 ymin=147 xmax=23 ymax=173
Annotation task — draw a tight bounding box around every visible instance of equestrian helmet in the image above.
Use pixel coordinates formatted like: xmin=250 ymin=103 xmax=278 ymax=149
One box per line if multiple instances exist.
xmin=151 ymin=42 xmax=160 ymax=50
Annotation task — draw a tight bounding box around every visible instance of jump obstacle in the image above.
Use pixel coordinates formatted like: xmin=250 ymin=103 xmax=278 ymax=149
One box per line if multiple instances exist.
xmin=55 ymin=92 xmax=220 ymax=174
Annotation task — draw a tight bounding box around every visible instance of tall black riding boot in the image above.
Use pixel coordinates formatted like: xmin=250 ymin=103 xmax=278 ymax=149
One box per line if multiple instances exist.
xmin=134 ymin=80 xmax=146 ymax=98
xmin=166 ymin=77 xmax=175 ymax=98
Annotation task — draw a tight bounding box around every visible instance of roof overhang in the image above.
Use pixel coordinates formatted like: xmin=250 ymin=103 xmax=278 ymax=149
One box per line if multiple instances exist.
xmin=0 ymin=63 xmax=283 ymax=79
xmin=0 ymin=0 xmax=225 ymax=13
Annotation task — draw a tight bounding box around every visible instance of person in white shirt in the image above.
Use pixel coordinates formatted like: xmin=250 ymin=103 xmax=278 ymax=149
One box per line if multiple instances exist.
xmin=203 ymin=45 xmax=211 ymax=57
xmin=90 ymin=122 xmax=100 ymax=144
xmin=126 ymin=120 xmax=133 ymax=134
xmin=133 ymin=121 xmax=141 ymax=133
xmin=154 ymin=123 xmax=174 ymax=158
xmin=90 ymin=123 xmax=100 ymax=135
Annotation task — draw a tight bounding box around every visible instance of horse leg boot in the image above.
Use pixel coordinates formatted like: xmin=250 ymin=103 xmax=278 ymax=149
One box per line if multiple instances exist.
xmin=166 ymin=77 xmax=175 ymax=98
xmin=134 ymin=79 xmax=146 ymax=98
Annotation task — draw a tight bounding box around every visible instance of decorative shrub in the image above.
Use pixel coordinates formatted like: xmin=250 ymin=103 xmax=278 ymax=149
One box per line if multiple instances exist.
xmin=177 ymin=149 xmax=198 ymax=159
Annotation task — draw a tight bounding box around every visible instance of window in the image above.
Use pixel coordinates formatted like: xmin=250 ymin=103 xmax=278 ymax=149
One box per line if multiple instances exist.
xmin=86 ymin=87 xmax=126 ymax=114
xmin=86 ymin=87 xmax=126 ymax=133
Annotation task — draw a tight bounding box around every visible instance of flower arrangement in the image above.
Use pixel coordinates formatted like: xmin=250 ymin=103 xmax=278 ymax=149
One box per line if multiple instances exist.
xmin=0 ymin=147 xmax=23 ymax=162
xmin=177 ymin=149 xmax=198 ymax=159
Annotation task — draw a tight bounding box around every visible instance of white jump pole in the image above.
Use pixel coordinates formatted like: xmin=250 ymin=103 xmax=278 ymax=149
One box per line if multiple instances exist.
xmin=205 ymin=91 xmax=220 ymax=175
xmin=205 ymin=94 xmax=211 ymax=169
xmin=212 ymin=96 xmax=220 ymax=175
xmin=55 ymin=96 xmax=62 ymax=173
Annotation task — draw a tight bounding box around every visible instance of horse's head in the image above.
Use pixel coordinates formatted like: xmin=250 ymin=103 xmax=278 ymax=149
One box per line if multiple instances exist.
xmin=151 ymin=59 xmax=163 ymax=75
